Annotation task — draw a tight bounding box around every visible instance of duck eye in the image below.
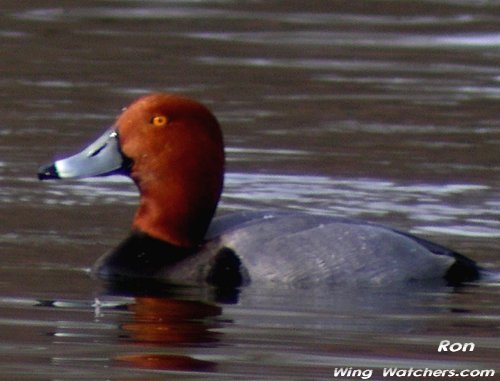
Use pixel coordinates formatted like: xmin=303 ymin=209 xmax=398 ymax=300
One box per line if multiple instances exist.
xmin=151 ymin=115 xmax=168 ymax=127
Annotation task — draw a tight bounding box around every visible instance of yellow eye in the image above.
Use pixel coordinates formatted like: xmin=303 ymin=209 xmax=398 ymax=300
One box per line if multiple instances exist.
xmin=151 ymin=115 xmax=168 ymax=127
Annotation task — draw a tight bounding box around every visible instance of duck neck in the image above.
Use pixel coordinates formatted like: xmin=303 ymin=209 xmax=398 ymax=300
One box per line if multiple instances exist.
xmin=132 ymin=175 xmax=222 ymax=248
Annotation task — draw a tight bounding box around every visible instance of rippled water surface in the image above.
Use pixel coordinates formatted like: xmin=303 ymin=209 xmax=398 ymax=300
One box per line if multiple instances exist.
xmin=0 ymin=1 xmax=499 ymax=380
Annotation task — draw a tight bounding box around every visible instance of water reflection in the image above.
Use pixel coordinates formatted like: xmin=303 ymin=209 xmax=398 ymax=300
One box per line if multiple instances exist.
xmin=26 ymin=279 xmax=498 ymax=377
xmin=123 ymin=297 xmax=221 ymax=344
xmin=116 ymin=297 xmax=221 ymax=372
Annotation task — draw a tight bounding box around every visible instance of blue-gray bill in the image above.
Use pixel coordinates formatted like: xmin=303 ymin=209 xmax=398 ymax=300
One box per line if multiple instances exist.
xmin=38 ymin=128 xmax=130 ymax=180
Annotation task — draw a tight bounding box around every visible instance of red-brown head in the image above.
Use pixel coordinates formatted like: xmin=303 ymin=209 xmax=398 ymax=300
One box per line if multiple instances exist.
xmin=38 ymin=93 xmax=225 ymax=248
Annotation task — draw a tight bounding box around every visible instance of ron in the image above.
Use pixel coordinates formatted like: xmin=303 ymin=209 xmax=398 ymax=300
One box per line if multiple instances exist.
xmin=438 ymin=340 xmax=475 ymax=352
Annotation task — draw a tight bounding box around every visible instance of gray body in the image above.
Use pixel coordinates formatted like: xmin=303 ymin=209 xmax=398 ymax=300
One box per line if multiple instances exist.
xmin=160 ymin=212 xmax=454 ymax=287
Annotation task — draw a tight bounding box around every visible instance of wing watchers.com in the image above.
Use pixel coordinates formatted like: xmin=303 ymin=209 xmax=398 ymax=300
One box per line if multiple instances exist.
xmin=333 ymin=367 xmax=495 ymax=379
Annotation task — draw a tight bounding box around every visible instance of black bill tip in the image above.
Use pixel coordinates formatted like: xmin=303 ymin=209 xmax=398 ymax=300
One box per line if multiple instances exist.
xmin=38 ymin=163 xmax=60 ymax=180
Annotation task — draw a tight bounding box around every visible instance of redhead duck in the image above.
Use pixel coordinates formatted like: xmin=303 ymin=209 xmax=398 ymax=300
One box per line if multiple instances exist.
xmin=38 ymin=93 xmax=480 ymax=288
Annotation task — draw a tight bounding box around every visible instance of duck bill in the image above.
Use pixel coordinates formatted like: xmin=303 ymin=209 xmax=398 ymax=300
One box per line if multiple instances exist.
xmin=38 ymin=127 xmax=131 ymax=180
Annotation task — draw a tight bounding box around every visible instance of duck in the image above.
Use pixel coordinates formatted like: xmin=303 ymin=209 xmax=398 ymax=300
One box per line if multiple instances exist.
xmin=38 ymin=93 xmax=481 ymax=288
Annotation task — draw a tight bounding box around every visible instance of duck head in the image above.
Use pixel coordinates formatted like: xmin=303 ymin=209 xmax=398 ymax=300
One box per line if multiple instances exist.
xmin=38 ymin=93 xmax=225 ymax=248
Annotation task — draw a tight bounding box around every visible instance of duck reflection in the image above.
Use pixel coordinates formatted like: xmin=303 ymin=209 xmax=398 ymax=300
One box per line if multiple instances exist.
xmin=120 ymin=297 xmax=221 ymax=345
xmin=114 ymin=291 xmax=223 ymax=372
xmin=116 ymin=352 xmax=216 ymax=372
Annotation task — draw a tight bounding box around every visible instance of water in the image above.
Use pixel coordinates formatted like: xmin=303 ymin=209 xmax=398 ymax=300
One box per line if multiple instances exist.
xmin=1 ymin=0 xmax=499 ymax=379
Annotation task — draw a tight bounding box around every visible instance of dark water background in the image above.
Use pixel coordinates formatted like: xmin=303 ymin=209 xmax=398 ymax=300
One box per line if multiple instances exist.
xmin=0 ymin=1 xmax=499 ymax=380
